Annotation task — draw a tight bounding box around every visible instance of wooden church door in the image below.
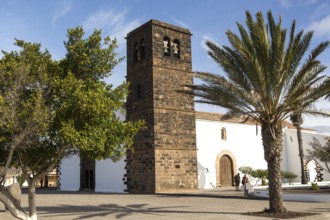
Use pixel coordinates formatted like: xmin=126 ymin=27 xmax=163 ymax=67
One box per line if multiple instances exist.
xmin=219 ymin=155 xmax=233 ymax=186
xmin=80 ymin=155 xmax=95 ymax=191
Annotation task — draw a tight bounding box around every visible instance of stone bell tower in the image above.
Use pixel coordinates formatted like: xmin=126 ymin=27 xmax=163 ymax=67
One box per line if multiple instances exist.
xmin=125 ymin=20 xmax=198 ymax=193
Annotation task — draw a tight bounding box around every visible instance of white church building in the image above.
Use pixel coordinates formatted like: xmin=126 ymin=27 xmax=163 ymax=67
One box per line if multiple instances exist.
xmin=58 ymin=20 xmax=330 ymax=193
xmin=59 ymin=111 xmax=330 ymax=192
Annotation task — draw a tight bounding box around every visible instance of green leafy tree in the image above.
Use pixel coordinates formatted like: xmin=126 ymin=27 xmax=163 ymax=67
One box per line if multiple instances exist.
xmin=306 ymin=137 xmax=330 ymax=173
xmin=186 ymin=11 xmax=330 ymax=213
xmin=0 ymin=27 xmax=144 ymax=220
xmin=0 ymin=42 xmax=53 ymax=219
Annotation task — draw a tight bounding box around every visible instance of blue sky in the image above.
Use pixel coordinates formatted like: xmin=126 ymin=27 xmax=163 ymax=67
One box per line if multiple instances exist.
xmin=1 ymin=0 xmax=330 ymax=127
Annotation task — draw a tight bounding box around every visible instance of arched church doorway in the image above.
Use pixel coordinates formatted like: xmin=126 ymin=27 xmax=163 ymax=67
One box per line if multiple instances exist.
xmin=216 ymin=151 xmax=237 ymax=187
xmin=219 ymin=155 xmax=233 ymax=186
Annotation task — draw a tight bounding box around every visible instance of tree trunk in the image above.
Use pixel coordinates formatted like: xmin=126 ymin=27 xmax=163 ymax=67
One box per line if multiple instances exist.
xmin=296 ymin=125 xmax=308 ymax=184
xmin=44 ymin=175 xmax=48 ymax=188
xmin=28 ymin=179 xmax=37 ymax=220
xmin=291 ymin=112 xmax=307 ymax=184
xmin=261 ymin=122 xmax=287 ymax=213
xmin=0 ymin=187 xmax=29 ymax=220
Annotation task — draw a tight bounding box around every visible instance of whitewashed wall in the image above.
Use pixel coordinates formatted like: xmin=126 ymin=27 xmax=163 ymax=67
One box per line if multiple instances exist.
xmin=95 ymin=158 xmax=126 ymax=193
xmin=284 ymin=128 xmax=330 ymax=182
xmin=59 ymin=121 xmax=329 ymax=192
xmin=196 ymin=119 xmax=266 ymax=189
xmin=59 ymin=154 xmax=80 ymax=191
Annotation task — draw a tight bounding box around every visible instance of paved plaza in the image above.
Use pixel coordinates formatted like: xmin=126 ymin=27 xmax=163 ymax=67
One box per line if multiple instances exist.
xmin=0 ymin=188 xmax=329 ymax=220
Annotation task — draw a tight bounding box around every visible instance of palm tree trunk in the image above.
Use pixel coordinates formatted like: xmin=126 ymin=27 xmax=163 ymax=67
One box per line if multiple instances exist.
xmin=296 ymin=125 xmax=307 ymax=184
xmin=291 ymin=112 xmax=307 ymax=184
xmin=261 ymin=122 xmax=287 ymax=213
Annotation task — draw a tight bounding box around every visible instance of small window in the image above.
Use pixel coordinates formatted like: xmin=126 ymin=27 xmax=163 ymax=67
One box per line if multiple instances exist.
xmin=133 ymin=39 xmax=145 ymax=62
xmin=133 ymin=42 xmax=139 ymax=61
xmin=163 ymin=37 xmax=170 ymax=56
xmin=172 ymin=39 xmax=180 ymax=58
xmin=140 ymin=39 xmax=145 ymax=60
xmin=221 ymin=127 xmax=227 ymax=141
xmin=137 ymin=85 xmax=143 ymax=100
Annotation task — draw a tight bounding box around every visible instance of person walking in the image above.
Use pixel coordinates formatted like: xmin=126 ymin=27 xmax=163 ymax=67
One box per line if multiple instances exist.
xmin=234 ymin=173 xmax=240 ymax=191
xmin=242 ymin=174 xmax=248 ymax=186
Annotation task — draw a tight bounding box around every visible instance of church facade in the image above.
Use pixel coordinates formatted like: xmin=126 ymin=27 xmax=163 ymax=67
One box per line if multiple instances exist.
xmin=58 ymin=20 xmax=330 ymax=193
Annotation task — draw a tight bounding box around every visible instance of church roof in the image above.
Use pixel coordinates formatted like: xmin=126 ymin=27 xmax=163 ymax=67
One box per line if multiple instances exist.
xmin=126 ymin=19 xmax=191 ymax=38
xmin=195 ymin=111 xmax=306 ymax=130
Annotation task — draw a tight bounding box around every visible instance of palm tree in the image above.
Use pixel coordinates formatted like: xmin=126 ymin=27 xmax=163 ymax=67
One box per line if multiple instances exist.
xmin=188 ymin=11 xmax=330 ymax=213
xmin=290 ymin=111 xmax=308 ymax=184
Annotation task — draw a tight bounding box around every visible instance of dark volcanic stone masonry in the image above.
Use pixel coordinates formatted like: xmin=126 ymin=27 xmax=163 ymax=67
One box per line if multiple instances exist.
xmin=125 ymin=20 xmax=198 ymax=193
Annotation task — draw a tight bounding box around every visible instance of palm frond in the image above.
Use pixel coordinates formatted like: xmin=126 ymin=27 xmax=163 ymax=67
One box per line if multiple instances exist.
xmin=191 ymin=71 xmax=263 ymax=117
xmin=192 ymin=10 xmax=329 ymax=126
xmin=302 ymin=110 xmax=330 ymax=118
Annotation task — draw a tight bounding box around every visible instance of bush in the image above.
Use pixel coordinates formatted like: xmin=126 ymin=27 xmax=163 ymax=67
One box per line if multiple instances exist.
xmin=281 ymin=171 xmax=298 ymax=185
xmin=310 ymin=182 xmax=320 ymax=190
xmin=16 ymin=174 xmax=26 ymax=187
xmin=238 ymin=166 xmax=253 ymax=175
xmin=261 ymin=178 xmax=268 ymax=186
xmin=238 ymin=166 xmax=299 ymax=186
xmin=251 ymin=169 xmax=268 ymax=186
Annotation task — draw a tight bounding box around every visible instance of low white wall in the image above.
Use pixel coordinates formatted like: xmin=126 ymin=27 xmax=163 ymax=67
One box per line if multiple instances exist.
xmin=95 ymin=158 xmax=126 ymax=193
xmin=254 ymin=189 xmax=330 ymax=202
xmin=59 ymin=154 xmax=80 ymax=191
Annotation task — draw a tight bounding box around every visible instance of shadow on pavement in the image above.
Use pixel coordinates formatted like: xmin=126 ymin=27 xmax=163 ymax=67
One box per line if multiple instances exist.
xmin=36 ymin=203 xmax=242 ymax=220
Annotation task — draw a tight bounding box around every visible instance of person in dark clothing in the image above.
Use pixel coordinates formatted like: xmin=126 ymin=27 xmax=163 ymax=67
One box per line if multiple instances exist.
xmin=234 ymin=173 xmax=240 ymax=191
